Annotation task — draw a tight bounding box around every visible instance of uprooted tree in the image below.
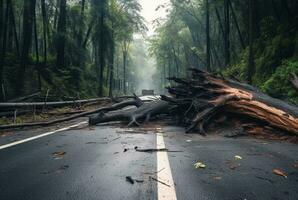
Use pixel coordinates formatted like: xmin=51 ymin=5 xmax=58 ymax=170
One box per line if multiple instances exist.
xmin=89 ymin=69 xmax=298 ymax=135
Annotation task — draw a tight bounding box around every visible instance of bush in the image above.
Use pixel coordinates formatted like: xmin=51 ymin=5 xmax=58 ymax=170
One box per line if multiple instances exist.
xmin=262 ymin=59 xmax=298 ymax=104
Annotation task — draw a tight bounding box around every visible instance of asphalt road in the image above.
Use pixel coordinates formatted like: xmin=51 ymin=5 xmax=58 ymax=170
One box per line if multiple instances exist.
xmin=0 ymin=122 xmax=297 ymax=200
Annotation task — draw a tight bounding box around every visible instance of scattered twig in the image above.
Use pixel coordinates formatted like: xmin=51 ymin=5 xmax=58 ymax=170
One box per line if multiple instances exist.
xmin=126 ymin=176 xmax=135 ymax=184
xmin=134 ymin=146 xmax=183 ymax=153
xmin=149 ymin=176 xmax=171 ymax=187
xmin=110 ymin=136 xmax=121 ymax=142
xmin=143 ymin=167 xmax=165 ymax=175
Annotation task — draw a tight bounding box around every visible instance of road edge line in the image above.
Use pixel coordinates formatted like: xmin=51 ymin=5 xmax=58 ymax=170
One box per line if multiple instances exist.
xmin=0 ymin=121 xmax=88 ymax=150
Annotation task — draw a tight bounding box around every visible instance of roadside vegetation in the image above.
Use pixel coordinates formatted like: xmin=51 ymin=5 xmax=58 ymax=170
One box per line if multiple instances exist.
xmin=149 ymin=0 xmax=298 ymax=104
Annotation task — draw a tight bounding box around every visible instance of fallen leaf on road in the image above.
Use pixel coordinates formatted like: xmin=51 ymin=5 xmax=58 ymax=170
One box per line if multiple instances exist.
xmin=213 ymin=176 xmax=222 ymax=180
xmin=52 ymin=151 xmax=66 ymax=159
xmin=273 ymin=169 xmax=287 ymax=178
xmin=194 ymin=162 xmax=206 ymax=169
xmin=235 ymin=155 xmax=242 ymax=160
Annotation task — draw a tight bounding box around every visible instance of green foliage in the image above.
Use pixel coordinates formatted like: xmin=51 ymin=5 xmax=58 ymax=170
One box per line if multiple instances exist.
xmin=262 ymin=59 xmax=298 ymax=104
xmin=222 ymin=48 xmax=248 ymax=81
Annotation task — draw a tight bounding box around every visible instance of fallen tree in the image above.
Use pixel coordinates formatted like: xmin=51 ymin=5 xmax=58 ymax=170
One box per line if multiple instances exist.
xmin=0 ymin=97 xmax=111 ymax=109
xmin=0 ymin=97 xmax=143 ymax=130
xmin=89 ymin=99 xmax=171 ymax=126
xmin=88 ymin=69 xmax=298 ymax=135
xmin=162 ymin=69 xmax=298 ymax=134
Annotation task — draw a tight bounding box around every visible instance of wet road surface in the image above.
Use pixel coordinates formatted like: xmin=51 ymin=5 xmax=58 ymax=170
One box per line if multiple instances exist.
xmin=0 ymin=123 xmax=297 ymax=200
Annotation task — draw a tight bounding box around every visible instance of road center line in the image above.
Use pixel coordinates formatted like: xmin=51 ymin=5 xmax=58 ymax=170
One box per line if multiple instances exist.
xmin=0 ymin=121 xmax=88 ymax=151
xmin=156 ymin=131 xmax=177 ymax=200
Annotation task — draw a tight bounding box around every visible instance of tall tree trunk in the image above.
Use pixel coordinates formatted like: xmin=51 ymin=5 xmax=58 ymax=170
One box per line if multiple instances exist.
xmin=53 ymin=0 xmax=59 ymax=30
xmin=33 ymin=4 xmax=41 ymax=90
xmin=98 ymin=6 xmax=106 ymax=97
xmin=206 ymin=0 xmax=211 ymax=72
xmin=9 ymin=1 xmax=19 ymax=57
xmin=41 ymin=0 xmax=47 ymax=63
xmin=247 ymin=0 xmax=255 ymax=84
xmin=228 ymin=0 xmax=245 ymax=49
xmin=0 ymin=0 xmax=3 ymax=49
xmin=224 ymin=0 xmax=230 ymax=67
xmin=123 ymin=50 xmax=127 ymax=94
xmin=108 ymin=37 xmax=114 ymax=97
xmin=0 ymin=0 xmax=8 ymax=100
xmin=270 ymin=0 xmax=280 ymax=21
xmin=215 ymin=8 xmax=224 ymax=37
xmin=56 ymin=0 xmax=66 ymax=69
xmin=16 ymin=0 xmax=36 ymax=95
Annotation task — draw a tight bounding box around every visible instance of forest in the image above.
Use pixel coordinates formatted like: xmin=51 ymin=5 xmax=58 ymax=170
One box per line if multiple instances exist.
xmin=0 ymin=0 xmax=297 ymax=105
xmin=150 ymin=0 xmax=298 ymax=104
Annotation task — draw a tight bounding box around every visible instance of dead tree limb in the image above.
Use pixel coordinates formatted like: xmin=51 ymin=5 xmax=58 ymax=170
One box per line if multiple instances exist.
xmin=89 ymin=100 xmax=170 ymax=126
xmin=0 ymin=98 xmax=143 ymax=130
xmin=0 ymin=97 xmax=111 ymax=109
xmin=163 ymin=69 xmax=298 ymax=135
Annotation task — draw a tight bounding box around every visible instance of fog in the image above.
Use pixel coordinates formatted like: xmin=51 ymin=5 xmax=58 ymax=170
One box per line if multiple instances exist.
xmin=130 ymin=39 xmax=159 ymax=95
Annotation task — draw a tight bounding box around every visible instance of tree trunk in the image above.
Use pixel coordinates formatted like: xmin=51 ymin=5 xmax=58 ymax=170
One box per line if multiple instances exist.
xmin=108 ymin=30 xmax=115 ymax=97
xmin=97 ymin=0 xmax=107 ymax=97
xmin=89 ymin=100 xmax=170 ymax=126
xmin=41 ymin=0 xmax=47 ymax=63
xmin=56 ymin=0 xmax=66 ymax=69
xmin=247 ymin=0 xmax=256 ymax=84
xmin=228 ymin=0 xmax=245 ymax=49
xmin=206 ymin=0 xmax=211 ymax=72
xmin=123 ymin=50 xmax=127 ymax=94
xmin=9 ymin=1 xmax=19 ymax=57
xmin=224 ymin=0 xmax=230 ymax=67
xmin=33 ymin=4 xmax=41 ymax=91
xmin=16 ymin=0 xmax=36 ymax=95
xmin=0 ymin=0 xmax=8 ymax=100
